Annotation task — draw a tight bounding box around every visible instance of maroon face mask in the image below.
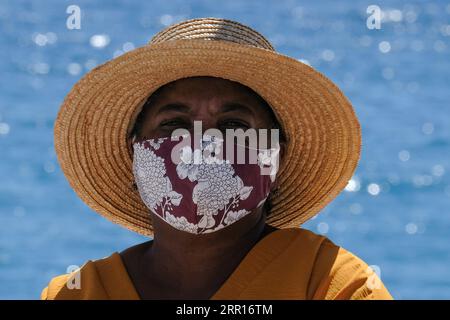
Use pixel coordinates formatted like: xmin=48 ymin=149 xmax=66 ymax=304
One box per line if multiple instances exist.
xmin=132 ymin=135 xmax=278 ymax=234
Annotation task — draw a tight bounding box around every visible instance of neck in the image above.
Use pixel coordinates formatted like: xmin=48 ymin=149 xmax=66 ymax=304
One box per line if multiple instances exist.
xmin=143 ymin=207 xmax=272 ymax=298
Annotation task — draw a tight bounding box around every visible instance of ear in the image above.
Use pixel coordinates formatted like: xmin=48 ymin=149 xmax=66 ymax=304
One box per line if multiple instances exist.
xmin=127 ymin=135 xmax=136 ymax=157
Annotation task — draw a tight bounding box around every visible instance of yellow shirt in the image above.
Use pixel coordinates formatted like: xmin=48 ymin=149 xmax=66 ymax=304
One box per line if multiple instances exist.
xmin=41 ymin=227 xmax=393 ymax=300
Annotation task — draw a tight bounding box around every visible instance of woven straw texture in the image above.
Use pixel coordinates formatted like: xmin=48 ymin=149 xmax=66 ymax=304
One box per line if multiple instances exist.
xmin=54 ymin=18 xmax=361 ymax=237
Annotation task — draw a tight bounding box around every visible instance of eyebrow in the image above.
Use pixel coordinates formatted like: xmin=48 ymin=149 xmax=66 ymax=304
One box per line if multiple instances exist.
xmin=221 ymin=102 xmax=255 ymax=116
xmin=155 ymin=101 xmax=255 ymax=116
xmin=155 ymin=103 xmax=191 ymax=115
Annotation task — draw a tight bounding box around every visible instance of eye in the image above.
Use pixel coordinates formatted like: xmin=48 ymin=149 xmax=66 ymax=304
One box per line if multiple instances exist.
xmin=219 ymin=119 xmax=251 ymax=130
xmin=159 ymin=118 xmax=191 ymax=129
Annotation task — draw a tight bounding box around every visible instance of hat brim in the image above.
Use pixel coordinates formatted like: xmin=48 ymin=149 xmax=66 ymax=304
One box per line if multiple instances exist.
xmin=54 ymin=39 xmax=361 ymax=237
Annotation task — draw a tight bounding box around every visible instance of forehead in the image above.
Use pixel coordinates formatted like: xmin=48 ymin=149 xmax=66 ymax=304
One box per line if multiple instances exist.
xmin=149 ymin=76 xmax=267 ymax=105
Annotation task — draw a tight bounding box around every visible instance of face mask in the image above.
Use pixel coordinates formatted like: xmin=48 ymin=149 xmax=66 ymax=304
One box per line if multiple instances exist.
xmin=132 ymin=134 xmax=278 ymax=234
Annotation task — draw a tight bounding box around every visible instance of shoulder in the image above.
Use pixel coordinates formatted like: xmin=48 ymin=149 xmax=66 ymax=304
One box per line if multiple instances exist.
xmin=40 ymin=259 xmax=96 ymax=300
xmin=274 ymin=228 xmax=393 ymax=300
xmin=40 ymin=273 xmax=72 ymax=300
xmin=41 ymin=251 xmax=138 ymax=300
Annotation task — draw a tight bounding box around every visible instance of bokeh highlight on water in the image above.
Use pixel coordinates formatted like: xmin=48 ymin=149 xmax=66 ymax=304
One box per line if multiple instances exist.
xmin=0 ymin=0 xmax=449 ymax=299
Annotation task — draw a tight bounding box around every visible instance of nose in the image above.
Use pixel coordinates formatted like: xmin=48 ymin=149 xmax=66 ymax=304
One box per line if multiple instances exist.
xmin=189 ymin=100 xmax=222 ymax=133
xmin=192 ymin=117 xmax=216 ymax=132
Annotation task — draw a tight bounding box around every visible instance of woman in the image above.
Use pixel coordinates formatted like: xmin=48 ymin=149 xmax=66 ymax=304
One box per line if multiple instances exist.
xmin=42 ymin=18 xmax=393 ymax=300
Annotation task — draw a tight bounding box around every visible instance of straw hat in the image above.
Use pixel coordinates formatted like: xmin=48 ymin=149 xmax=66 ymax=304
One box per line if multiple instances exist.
xmin=54 ymin=17 xmax=361 ymax=237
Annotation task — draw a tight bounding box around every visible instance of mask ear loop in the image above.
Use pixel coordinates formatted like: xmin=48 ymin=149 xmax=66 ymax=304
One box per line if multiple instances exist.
xmin=130 ymin=134 xmax=139 ymax=191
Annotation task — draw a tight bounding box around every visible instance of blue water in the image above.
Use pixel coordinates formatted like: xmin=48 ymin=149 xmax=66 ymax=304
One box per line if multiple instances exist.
xmin=1 ymin=0 xmax=449 ymax=299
